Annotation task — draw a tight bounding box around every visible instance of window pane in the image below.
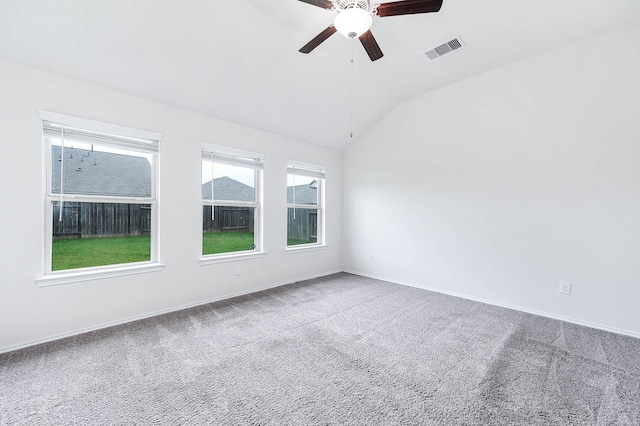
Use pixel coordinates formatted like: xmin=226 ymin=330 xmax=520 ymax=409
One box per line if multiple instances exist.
xmin=287 ymin=208 xmax=318 ymax=246
xmin=51 ymin=201 xmax=151 ymax=270
xmin=202 ymin=206 xmax=256 ymax=255
xmin=287 ymin=174 xmax=318 ymax=206
xmin=202 ymin=160 xmax=255 ymax=202
xmin=51 ymin=141 xmax=152 ymax=197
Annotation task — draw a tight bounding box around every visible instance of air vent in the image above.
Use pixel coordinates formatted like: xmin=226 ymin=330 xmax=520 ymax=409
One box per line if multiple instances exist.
xmin=424 ymin=37 xmax=464 ymax=61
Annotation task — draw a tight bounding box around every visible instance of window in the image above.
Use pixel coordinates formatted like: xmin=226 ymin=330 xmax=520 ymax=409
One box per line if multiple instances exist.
xmin=201 ymin=144 xmax=263 ymax=258
xmin=41 ymin=112 xmax=161 ymax=278
xmin=287 ymin=162 xmax=325 ymax=247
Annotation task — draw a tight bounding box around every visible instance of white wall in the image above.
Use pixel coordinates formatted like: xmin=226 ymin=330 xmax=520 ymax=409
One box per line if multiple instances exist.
xmin=0 ymin=59 xmax=342 ymax=353
xmin=344 ymin=21 xmax=640 ymax=336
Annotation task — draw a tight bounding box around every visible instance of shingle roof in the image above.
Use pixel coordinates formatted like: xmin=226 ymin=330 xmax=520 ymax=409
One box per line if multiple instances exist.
xmin=201 ymin=178 xmax=317 ymax=204
xmin=201 ymin=176 xmax=255 ymax=202
xmin=287 ymin=182 xmax=318 ymax=205
xmin=50 ymin=147 xmax=316 ymax=204
xmin=51 ymin=146 xmax=151 ymax=197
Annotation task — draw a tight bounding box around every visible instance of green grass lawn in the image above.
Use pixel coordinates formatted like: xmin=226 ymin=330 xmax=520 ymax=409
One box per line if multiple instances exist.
xmin=53 ymin=232 xmax=313 ymax=271
xmin=52 ymin=235 xmax=151 ymax=271
xmin=287 ymin=238 xmax=310 ymax=246
xmin=202 ymin=232 xmax=255 ymax=255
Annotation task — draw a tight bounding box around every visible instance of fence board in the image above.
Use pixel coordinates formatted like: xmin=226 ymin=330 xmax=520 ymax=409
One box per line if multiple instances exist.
xmin=53 ymin=202 xmax=151 ymax=238
xmin=202 ymin=206 xmax=254 ymax=233
xmin=287 ymin=208 xmax=317 ymax=242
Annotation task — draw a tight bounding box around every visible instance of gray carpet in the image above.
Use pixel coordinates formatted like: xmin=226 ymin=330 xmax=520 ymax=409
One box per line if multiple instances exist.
xmin=1 ymin=273 xmax=639 ymax=425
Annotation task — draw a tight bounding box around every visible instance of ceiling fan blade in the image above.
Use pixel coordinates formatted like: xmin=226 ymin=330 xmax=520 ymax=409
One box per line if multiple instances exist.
xmin=299 ymin=25 xmax=337 ymax=54
xmin=375 ymin=0 xmax=443 ymax=17
xmin=298 ymin=0 xmax=334 ymax=9
xmin=359 ymin=30 xmax=384 ymax=61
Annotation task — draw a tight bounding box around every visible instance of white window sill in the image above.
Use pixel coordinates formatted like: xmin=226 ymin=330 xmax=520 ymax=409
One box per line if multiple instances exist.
xmin=36 ymin=262 xmax=165 ymax=287
xmin=286 ymin=244 xmax=327 ymax=253
xmin=199 ymin=251 xmax=266 ymax=266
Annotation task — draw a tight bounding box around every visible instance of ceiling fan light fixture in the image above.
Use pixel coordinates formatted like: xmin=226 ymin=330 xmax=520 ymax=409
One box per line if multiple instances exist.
xmin=334 ymin=8 xmax=373 ymax=39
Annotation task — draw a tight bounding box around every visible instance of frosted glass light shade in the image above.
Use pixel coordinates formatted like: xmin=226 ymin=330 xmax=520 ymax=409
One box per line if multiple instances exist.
xmin=334 ymin=8 xmax=373 ymax=39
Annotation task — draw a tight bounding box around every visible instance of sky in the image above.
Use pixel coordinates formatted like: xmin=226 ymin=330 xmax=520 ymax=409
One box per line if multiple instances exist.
xmin=202 ymin=161 xmax=316 ymax=188
xmin=201 ymin=160 xmax=255 ymax=187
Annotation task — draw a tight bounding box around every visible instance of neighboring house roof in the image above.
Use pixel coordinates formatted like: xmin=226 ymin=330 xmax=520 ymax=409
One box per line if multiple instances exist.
xmin=51 ymin=146 xmax=151 ymax=197
xmin=201 ymin=177 xmax=316 ymax=204
xmin=287 ymin=182 xmax=318 ymax=205
xmin=202 ymin=176 xmax=255 ymax=202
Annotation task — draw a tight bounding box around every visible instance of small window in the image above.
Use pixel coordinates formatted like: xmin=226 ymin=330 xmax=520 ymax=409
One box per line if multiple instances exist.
xmin=201 ymin=145 xmax=263 ymax=257
xmin=287 ymin=162 xmax=325 ymax=247
xmin=42 ymin=113 xmax=160 ymax=274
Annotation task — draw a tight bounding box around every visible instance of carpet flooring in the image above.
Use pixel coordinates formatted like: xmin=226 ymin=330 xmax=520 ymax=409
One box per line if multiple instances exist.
xmin=1 ymin=273 xmax=639 ymax=425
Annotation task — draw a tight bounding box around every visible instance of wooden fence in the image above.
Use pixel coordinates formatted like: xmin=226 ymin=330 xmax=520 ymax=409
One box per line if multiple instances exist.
xmin=53 ymin=202 xmax=151 ymax=238
xmin=203 ymin=206 xmax=254 ymax=233
xmin=53 ymin=203 xmax=311 ymax=240
xmin=287 ymin=208 xmax=317 ymax=242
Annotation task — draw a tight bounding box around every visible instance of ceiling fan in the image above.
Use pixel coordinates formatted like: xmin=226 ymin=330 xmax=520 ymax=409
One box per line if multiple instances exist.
xmin=298 ymin=0 xmax=443 ymax=61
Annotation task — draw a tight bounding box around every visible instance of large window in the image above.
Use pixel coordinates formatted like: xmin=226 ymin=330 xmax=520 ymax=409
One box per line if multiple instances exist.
xmin=287 ymin=162 xmax=325 ymax=247
xmin=201 ymin=144 xmax=263 ymax=257
xmin=42 ymin=112 xmax=160 ymax=276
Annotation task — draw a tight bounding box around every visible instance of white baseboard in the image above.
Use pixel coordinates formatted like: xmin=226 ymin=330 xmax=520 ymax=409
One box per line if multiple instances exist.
xmin=0 ymin=269 xmax=343 ymax=355
xmin=343 ymin=269 xmax=640 ymax=339
xmin=7 ymin=267 xmax=635 ymax=355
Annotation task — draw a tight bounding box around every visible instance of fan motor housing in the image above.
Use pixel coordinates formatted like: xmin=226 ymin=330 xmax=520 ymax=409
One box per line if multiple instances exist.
xmin=337 ymin=0 xmax=370 ymax=11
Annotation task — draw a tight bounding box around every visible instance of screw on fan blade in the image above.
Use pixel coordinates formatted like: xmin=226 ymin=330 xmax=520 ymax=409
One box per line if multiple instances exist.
xmin=298 ymin=0 xmax=334 ymax=9
xmin=359 ymin=30 xmax=383 ymax=61
xmin=376 ymin=0 xmax=443 ymax=17
xmin=299 ymin=25 xmax=338 ymax=54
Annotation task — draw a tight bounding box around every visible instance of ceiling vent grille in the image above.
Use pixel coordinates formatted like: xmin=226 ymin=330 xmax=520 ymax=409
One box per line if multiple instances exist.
xmin=424 ymin=37 xmax=464 ymax=60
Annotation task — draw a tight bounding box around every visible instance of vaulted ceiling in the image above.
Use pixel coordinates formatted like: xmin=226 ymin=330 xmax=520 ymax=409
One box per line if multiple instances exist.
xmin=1 ymin=0 xmax=639 ymax=151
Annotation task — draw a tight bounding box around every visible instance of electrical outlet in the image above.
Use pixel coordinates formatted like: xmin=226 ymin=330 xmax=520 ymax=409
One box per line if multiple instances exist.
xmin=559 ymin=281 xmax=571 ymax=295
xmin=367 ymin=254 xmax=373 ymax=262
xmin=235 ymin=265 xmax=242 ymax=276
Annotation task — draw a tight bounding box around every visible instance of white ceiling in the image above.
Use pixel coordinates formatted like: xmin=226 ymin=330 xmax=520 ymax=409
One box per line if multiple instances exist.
xmin=1 ymin=0 xmax=639 ymax=151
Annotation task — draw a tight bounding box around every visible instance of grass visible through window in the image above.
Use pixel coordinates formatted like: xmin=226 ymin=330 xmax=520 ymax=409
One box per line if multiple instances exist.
xmin=52 ymin=236 xmax=151 ymax=271
xmin=52 ymin=232 xmax=313 ymax=271
xmin=287 ymin=238 xmax=310 ymax=246
xmin=202 ymin=232 xmax=255 ymax=255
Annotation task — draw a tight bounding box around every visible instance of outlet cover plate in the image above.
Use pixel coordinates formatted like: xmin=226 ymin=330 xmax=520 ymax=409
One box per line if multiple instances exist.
xmin=559 ymin=281 xmax=571 ymax=295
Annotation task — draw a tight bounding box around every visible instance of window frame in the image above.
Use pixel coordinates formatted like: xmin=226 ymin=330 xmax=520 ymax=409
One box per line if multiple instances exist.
xmin=37 ymin=111 xmax=163 ymax=286
xmin=200 ymin=143 xmax=264 ymax=264
xmin=286 ymin=160 xmax=326 ymax=251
